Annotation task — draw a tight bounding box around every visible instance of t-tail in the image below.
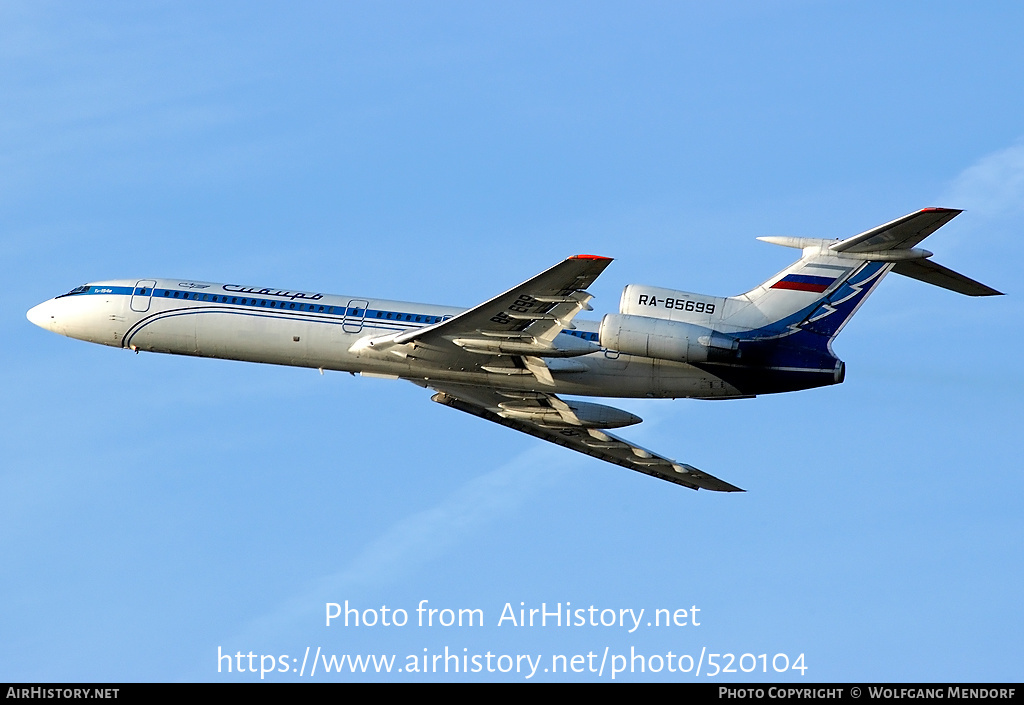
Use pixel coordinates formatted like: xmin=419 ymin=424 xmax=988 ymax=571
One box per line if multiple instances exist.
xmin=599 ymin=208 xmax=1001 ymax=396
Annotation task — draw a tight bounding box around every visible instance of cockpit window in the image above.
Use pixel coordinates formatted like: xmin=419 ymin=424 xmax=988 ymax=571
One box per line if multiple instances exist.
xmin=60 ymin=284 xmax=91 ymax=297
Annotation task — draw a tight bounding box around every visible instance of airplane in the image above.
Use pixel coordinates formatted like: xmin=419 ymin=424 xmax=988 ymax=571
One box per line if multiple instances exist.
xmin=27 ymin=207 xmax=1000 ymax=492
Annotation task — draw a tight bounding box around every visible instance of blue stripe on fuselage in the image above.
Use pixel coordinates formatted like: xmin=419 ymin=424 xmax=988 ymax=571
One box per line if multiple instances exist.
xmin=103 ymin=284 xmax=600 ymax=345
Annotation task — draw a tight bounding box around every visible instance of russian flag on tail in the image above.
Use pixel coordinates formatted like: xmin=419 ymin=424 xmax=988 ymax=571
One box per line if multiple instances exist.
xmin=770 ymin=274 xmax=835 ymax=293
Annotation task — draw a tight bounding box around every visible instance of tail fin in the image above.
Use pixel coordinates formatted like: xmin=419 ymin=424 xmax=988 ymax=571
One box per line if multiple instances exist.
xmin=705 ymin=208 xmax=1000 ymax=394
xmin=739 ymin=207 xmax=1001 ymax=343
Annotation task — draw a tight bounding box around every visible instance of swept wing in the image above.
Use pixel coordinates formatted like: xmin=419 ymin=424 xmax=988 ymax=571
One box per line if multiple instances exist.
xmin=423 ymin=382 xmax=743 ymax=492
xmin=357 ymin=255 xmax=612 ymax=385
xmin=377 ymin=254 xmax=741 ymax=490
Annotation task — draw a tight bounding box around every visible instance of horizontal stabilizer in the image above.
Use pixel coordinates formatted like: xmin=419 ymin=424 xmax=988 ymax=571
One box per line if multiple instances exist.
xmin=830 ymin=207 xmax=962 ymax=254
xmin=892 ymin=258 xmax=1003 ymax=296
xmin=761 ymin=208 xmax=1002 ymax=297
xmin=828 ymin=207 xmax=1002 ymax=296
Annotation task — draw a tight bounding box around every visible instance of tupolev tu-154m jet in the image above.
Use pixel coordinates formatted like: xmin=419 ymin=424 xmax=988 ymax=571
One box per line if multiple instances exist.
xmin=28 ymin=208 xmax=1000 ymax=492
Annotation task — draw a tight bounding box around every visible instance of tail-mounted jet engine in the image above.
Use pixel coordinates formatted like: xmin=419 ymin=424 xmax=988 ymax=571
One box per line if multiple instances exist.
xmin=598 ymin=313 xmax=739 ymax=364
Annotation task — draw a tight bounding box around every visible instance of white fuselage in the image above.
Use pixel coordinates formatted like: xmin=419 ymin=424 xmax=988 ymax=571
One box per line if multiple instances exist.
xmin=27 ymin=278 xmax=744 ymax=400
xmin=26 ymin=210 xmax=995 ymax=493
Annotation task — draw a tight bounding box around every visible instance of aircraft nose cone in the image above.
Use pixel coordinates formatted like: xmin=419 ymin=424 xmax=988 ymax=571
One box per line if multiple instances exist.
xmin=27 ymin=300 xmax=56 ymax=331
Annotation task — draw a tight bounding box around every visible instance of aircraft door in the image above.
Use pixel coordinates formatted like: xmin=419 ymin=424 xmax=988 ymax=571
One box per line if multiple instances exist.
xmin=130 ymin=280 xmax=157 ymax=312
xmin=343 ymin=299 xmax=370 ymax=333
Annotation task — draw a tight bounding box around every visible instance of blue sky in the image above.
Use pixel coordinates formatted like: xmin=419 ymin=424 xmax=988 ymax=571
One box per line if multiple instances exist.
xmin=3 ymin=2 xmax=1022 ymax=682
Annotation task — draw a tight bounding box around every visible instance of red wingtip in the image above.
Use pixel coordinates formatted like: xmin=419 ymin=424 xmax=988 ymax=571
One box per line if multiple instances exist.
xmin=570 ymin=254 xmax=613 ymax=261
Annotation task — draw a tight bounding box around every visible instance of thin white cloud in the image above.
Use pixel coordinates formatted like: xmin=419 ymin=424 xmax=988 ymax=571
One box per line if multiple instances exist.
xmin=942 ymin=139 xmax=1024 ymax=217
xmin=221 ymin=445 xmax=573 ymax=650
